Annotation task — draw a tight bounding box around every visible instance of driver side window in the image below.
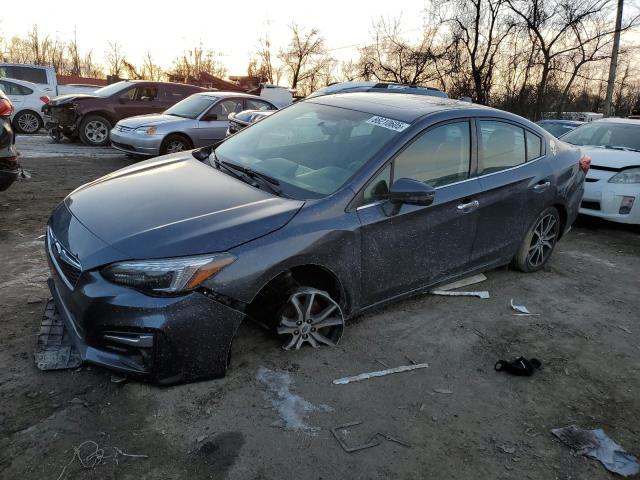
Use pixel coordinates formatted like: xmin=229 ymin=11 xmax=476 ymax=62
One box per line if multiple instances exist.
xmin=209 ymin=99 xmax=244 ymax=121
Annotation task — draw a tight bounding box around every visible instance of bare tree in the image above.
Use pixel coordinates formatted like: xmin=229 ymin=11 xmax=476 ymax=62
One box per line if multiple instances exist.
xmin=141 ymin=51 xmax=163 ymax=80
xmin=278 ymin=24 xmax=331 ymax=92
xmin=439 ymin=0 xmax=514 ymax=104
xmin=358 ymin=18 xmax=449 ymax=86
xmin=105 ymin=41 xmax=126 ymax=77
xmin=255 ymin=34 xmax=279 ymax=84
xmin=170 ymin=44 xmax=227 ymax=80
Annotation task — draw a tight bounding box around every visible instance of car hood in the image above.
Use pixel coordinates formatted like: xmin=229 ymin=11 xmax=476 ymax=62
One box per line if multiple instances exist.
xmin=581 ymin=146 xmax=640 ymax=169
xmin=117 ymin=114 xmax=184 ymax=129
xmin=60 ymin=154 xmax=304 ymax=266
xmin=47 ymin=93 xmax=98 ymax=106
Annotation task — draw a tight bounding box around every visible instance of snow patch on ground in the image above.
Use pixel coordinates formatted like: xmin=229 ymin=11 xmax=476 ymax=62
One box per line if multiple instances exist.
xmin=256 ymin=367 xmax=332 ymax=435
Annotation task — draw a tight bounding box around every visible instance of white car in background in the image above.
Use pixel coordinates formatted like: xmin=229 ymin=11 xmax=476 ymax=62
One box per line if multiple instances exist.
xmin=561 ymin=118 xmax=640 ymax=224
xmin=0 ymin=77 xmax=49 ymax=133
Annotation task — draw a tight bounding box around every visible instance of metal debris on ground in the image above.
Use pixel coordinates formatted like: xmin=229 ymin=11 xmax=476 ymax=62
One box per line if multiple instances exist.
xmin=494 ymin=357 xmax=542 ymax=376
xmin=617 ymin=325 xmax=632 ymax=334
xmin=333 ymin=363 xmax=429 ymax=385
xmin=510 ymin=299 xmax=540 ymax=316
xmin=56 ymin=440 xmax=148 ymax=480
xmin=110 ymin=374 xmax=127 ymax=384
xmin=551 ymin=426 xmax=640 ymax=477
xmin=34 ymin=299 xmax=82 ymax=371
xmin=433 ymin=388 xmax=453 ymax=394
xmin=430 ymin=273 xmax=489 ymax=299
xmin=331 ymin=421 xmax=411 ymax=453
xmin=430 ymin=290 xmax=490 ymax=299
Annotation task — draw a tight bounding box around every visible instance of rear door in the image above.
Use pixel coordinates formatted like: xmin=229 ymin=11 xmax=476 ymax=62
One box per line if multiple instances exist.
xmin=195 ymin=98 xmax=246 ymax=145
xmin=356 ymin=119 xmax=482 ymax=306
xmin=470 ymin=119 xmax=552 ymax=266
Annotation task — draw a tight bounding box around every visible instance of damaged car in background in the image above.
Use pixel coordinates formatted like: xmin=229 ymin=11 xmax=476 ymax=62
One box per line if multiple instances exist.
xmin=43 ymin=93 xmax=589 ymax=384
xmin=0 ymin=89 xmax=19 ymax=192
xmin=42 ymin=80 xmax=207 ymax=146
xmin=226 ymin=109 xmax=275 ymax=135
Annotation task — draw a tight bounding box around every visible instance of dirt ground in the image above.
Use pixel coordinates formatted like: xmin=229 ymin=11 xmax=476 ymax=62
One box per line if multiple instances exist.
xmin=1 ymin=135 xmax=639 ymax=480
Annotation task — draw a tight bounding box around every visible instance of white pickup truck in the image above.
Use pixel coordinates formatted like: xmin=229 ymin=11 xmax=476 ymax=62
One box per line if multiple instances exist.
xmin=0 ymin=63 xmax=100 ymax=96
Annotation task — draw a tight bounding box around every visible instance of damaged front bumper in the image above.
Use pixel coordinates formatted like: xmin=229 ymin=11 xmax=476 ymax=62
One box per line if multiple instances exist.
xmin=42 ymin=103 xmax=79 ymax=136
xmin=45 ymin=231 xmax=245 ymax=384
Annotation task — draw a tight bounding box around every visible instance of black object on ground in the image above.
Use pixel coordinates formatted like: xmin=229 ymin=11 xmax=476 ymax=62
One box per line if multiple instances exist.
xmin=35 ymin=299 xmax=82 ymax=371
xmin=494 ymin=357 xmax=541 ymax=376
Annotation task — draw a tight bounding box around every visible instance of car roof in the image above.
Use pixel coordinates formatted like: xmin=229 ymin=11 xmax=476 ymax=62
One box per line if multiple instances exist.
xmin=0 ymin=77 xmax=42 ymax=89
xmin=307 ymin=92 xmax=493 ymax=123
xmin=539 ymin=120 xmax=584 ymax=124
xmin=195 ymin=91 xmax=269 ymax=101
xmin=592 ymin=117 xmax=640 ymax=124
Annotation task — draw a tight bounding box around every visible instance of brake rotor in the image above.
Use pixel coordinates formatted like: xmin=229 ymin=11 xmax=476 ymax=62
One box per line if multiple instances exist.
xmin=277 ymin=288 xmax=344 ymax=350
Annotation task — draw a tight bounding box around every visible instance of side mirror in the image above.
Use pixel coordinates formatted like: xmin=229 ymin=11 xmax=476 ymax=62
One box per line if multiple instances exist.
xmin=202 ymin=113 xmax=218 ymax=121
xmin=388 ymin=178 xmax=435 ymax=206
xmin=118 ymin=97 xmax=129 ymax=104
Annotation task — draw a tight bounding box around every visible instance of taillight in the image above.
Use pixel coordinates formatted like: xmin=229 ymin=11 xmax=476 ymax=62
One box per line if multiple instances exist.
xmin=579 ymin=154 xmax=591 ymax=174
xmin=40 ymin=96 xmax=50 ymax=103
xmin=0 ymin=98 xmax=13 ymax=117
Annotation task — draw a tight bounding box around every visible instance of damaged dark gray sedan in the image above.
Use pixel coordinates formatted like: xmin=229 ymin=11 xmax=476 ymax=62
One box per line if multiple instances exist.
xmin=45 ymin=93 xmax=588 ymax=384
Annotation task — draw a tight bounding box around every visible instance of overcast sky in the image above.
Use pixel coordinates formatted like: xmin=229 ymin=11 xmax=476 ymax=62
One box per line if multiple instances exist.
xmin=0 ymin=0 xmax=429 ymax=75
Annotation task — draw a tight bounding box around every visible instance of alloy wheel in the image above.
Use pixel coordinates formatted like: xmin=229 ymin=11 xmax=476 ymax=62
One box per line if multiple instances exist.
xmin=527 ymin=213 xmax=558 ymax=268
xmin=277 ymin=288 xmax=344 ymax=350
xmin=17 ymin=113 xmax=40 ymax=133
xmin=166 ymin=140 xmax=186 ymax=154
xmin=85 ymin=120 xmax=108 ymax=144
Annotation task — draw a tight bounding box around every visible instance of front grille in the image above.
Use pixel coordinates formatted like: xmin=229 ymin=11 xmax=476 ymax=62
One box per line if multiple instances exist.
xmin=585 ymin=178 xmax=598 ymax=182
xmin=47 ymin=227 xmax=82 ymax=289
xmin=581 ymin=200 xmax=601 ymax=211
xmin=115 ymin=125 xmax=134 ymax=133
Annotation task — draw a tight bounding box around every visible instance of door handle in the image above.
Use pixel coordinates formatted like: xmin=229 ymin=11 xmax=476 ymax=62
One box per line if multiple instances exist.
xmin=457 ymin=200 xmax=479 ymax=213
xmin=533 ymin=181 xmax=551 ymax=192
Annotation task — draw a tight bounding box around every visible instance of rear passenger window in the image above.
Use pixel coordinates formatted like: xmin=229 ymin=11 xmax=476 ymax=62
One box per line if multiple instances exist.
xmin=479 ymin=120 xmax=526 ymax=174
xmin=526 ymin=131 xmax=542 ymax=160
xmin=393 ymin=121 xmax=471 ymax=188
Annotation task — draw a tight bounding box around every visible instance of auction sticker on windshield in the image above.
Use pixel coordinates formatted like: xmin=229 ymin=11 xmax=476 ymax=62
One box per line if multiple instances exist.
xmin=366 ymin=116 xmax=410 ymax=132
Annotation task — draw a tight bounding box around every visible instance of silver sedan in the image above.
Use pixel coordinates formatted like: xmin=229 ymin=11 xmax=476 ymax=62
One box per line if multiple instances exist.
xmin=110 ymin=92 xmax=277 ymax=156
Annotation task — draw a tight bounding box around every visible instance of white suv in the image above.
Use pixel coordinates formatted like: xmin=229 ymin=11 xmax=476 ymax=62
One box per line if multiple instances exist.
xmin=0 ymin=77 xmax=50 ymax=134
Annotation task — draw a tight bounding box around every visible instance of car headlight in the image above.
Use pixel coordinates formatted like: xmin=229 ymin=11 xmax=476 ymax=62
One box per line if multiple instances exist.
xmin=102 ymin=253 xmax=235 ymax=294
xmin=608 ymin=167 xmax=640 ymax=184
xmin=134 ymin=126 xmax=157 ymax=135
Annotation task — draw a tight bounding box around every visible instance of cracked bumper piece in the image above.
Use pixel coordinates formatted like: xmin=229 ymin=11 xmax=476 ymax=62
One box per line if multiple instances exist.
xmin=46 ymin=271 xmax=245 ymax=385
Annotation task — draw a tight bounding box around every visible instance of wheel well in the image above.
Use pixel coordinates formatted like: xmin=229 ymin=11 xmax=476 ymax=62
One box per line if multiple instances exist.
xmin=246 ymin=265 xmax=347 ymax=327
xmin=82 ymin=111 xmax=115 ymax=126
xmin=553 ymin=203 xmax=568 ymax=238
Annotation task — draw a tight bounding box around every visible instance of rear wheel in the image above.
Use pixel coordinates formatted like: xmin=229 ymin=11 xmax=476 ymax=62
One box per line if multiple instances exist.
xmin=79 ymin=114 xmax=112 ymax=146
xmin=13 ymin=110 xmax=43 ymax=134
xmin=160 ymin=134 xmax=191 ymax=155
xmin=512 ymin=207 xmax=560 ymax=272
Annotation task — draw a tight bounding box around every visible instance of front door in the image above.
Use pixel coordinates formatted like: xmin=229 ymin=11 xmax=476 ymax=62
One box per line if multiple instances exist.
xmin=196 ymin=98 xmax=245 ymax=146
xmin=115 ymin=84 xmax=162 ymax=121
xmin=356 ymin=120 xmax=482 ymax=306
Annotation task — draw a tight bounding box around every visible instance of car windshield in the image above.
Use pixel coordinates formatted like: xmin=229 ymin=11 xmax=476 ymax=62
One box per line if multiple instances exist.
xmin=541 ymin=123 xmax=578 ymax=137
xmin=562 ymin=122 xmax=640 ymax=150
xmin=165 ymin=95 xmax=216 ymax=119
xmin=214 ymin=102 xmax=404 ymax=198
xmin=92 ymin=82 xmax=132 ymax=98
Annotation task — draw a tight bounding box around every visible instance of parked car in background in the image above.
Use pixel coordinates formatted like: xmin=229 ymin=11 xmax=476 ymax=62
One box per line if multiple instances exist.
xmin=256 ymin=85 xmax=293 ymax=108
xmin=110 ymin=92 xmax=276 ymax=156
xmin=0 ymin=63 xmax=99 ymax=96
xmin=308 ymin=81 xmax=449 ymax=99
xmin=0 ymin=90 xmax=19 ymax=192
xmin=0 ymin=77 xmax=50 ymax=134
xmin=43 ymin=81 xmax=208 ymax=146
xmin=46 ymin=93 xmax=587 ymax=383
xmin=226 ymin=109 xmax=275 ymax=135
xmin=536 ymin=120 xmax=584 ymax=138
xmin=562 ymin=118 xmax=640 ymax=224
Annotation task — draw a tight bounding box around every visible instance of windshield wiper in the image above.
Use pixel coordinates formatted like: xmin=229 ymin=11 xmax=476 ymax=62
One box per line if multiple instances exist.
xmin=211 ymin=154 xmax=282 ymax=196
xmin=604 ymin=145 xmax=640 ymax=153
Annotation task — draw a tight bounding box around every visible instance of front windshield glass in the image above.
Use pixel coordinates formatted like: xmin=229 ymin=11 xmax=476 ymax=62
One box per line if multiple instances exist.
xmin=93 ymin=81 xmax=132 ymax=98
xmin=562 ymin=122 xmax=640 ymax=150
xmin=165 ymin=95 xmax=216 ymax=119
xmin=214 ymin=102 xmax=404 ymax=197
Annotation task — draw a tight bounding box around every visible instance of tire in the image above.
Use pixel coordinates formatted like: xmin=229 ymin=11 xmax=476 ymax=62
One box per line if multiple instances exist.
xmin=13 ymin=110 xmax=43 ymax=134
xmin=160 ymin=134 xmax=192 ymax=155
xmin=512 ymin=206 xmax=561 ymax=273
xmin=79 ymin=114 xmax=112 ymax=146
